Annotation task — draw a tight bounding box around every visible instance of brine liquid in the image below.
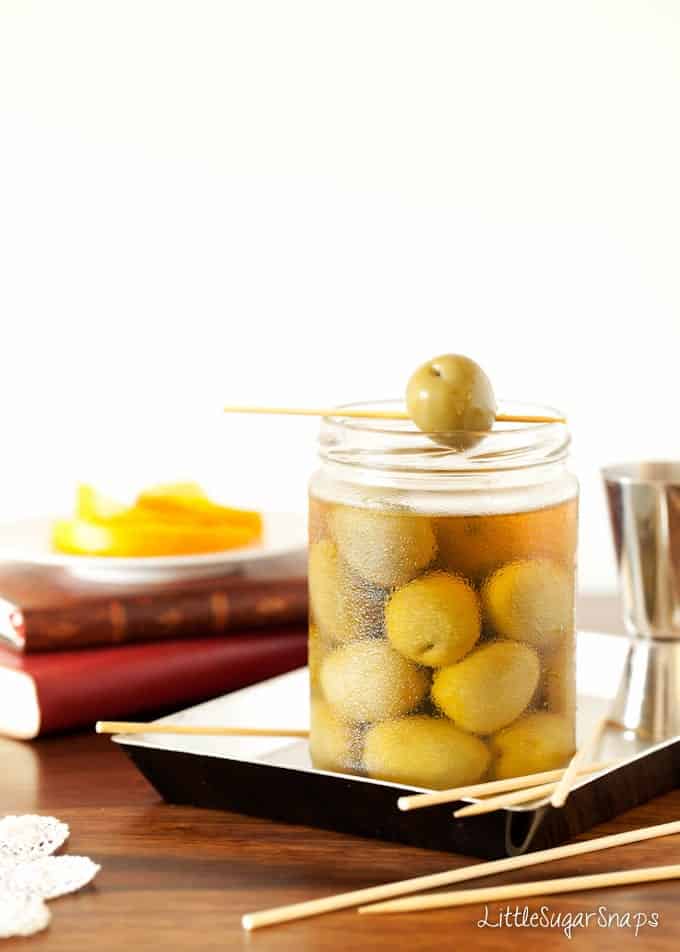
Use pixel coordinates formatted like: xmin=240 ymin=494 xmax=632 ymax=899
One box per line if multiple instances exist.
xmin=308 ymin=495 xmax=578 ymax=788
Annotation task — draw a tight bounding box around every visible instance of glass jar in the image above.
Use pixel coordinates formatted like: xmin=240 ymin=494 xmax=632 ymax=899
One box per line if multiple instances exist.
xmin=308 ymin=401 xmax=578 ymax=789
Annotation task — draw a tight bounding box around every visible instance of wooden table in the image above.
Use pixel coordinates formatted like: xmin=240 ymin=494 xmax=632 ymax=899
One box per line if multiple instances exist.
xmin=2 ymin=597 xmax=680 ymax=951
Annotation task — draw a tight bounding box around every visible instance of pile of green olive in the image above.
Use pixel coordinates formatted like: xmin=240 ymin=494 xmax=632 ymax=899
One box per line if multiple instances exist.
xmin=308 ymin=499 xmax=576 ymax=788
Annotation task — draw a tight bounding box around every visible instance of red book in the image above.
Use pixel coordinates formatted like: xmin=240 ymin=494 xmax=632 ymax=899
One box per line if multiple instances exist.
xmin=0 ymin=627 xmax=307 ymax=739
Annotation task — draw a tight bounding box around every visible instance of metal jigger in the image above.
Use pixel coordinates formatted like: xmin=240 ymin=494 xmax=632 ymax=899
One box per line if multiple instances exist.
xmin=603 ymin=462 xmax=680 ymax=741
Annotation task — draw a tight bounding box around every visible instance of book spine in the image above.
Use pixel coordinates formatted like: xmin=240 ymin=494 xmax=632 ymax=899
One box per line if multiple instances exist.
xmin=13 ymin=578 xmax=309 ymax=652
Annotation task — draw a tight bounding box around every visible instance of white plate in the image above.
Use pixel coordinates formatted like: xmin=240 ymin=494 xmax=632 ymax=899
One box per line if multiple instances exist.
xmin=0 ymin=512 xmax=307 ymax=583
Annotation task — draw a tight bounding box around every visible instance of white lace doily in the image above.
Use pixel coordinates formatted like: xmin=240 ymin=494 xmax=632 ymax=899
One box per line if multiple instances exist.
xmin=0 ymin=815 xmax=100 ymax=939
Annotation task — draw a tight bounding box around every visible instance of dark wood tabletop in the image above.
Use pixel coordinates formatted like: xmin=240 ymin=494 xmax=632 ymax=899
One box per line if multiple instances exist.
xmin=2 ymin=595 xmax=680 ymax=951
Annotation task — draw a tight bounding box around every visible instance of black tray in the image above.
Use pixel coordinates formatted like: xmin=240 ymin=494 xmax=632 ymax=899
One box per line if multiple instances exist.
xmin=115 ymin=631 xmax=680 ymax=860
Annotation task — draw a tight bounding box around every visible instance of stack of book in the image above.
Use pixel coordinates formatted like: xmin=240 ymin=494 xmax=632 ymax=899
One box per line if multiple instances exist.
xmin=0 ymin=564 xmax=308 ymax=739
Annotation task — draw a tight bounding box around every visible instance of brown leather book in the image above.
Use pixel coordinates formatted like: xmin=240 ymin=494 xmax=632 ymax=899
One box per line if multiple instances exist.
xmin=0 ymin=566 xmax=308 ymax=653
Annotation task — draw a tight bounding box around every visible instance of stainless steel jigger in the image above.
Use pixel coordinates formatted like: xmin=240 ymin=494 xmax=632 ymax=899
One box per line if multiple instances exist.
xmin=603 ymin=462 xmax=680 ymax=740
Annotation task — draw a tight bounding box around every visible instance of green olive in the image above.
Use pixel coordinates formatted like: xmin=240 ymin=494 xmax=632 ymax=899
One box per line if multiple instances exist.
xmin=385 ymin=571 xmax=481 ymax=667
xmin=308 ymin=539 xmax=384 ymax=642
xmin=406 ymin=354 xmax=496 ymax=437
xmin=309 ymin=698 xmax=357 ymax=773
xmin=363 ymin=715 xmax=490 ymax=789
xmin=330 ymin=505 xmax=436 ymax=589
xmin=320 ymin=640 xmax=429 ymax=723
xmin=431 ymin=640 xmax=540 ymax=734
xmin=543 ymin=638 xmax=576 ymax=717
xmin=482 ymin=558 xmax=573 ymax=650
xmin=491 ymin=712 xmax=575 ymax=779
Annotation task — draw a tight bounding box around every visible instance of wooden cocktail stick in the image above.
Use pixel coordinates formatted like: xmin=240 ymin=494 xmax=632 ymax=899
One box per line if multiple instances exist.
xmin=397 ymin=760 xmax=614 ymax=813
xmin=222 ymin=405 xmax=566 ymax=425
xmin=241 ymin=820 xmax=680 ymax=930
xmin=96 ymin=721 xmax=309 ymax=739
xmin=359 ymin=864 xmax=680 ymax=916
xmin=453 ymin=780 xmax=567 ymax=817
xmin=551 ymin=715 xmax=608 ymax=808
xmin=453 ymin=771 xmax=608 ymax=818
xmin=454 ymin=760 xmax=621 ymax=819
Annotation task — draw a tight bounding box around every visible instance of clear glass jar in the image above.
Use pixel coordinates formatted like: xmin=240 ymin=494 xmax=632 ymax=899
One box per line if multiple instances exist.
xmin=308 ymin=401 xmax=578 ymax=789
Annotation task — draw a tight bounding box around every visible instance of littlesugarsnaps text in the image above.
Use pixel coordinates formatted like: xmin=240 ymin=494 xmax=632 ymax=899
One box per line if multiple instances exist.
xmin=477 ymin=904 xmax=660 ymax=940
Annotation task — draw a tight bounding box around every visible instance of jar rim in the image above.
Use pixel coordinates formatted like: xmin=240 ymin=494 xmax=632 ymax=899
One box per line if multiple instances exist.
xmin=318 ymin=399 xmax=570 ymax=475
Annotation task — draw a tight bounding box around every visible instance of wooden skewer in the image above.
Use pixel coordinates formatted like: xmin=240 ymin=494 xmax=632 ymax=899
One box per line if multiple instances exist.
xmin=550 ymin=715 xmax=608 ymax=809
xmin=222 ymin=405 xmax=566 ymax=426
xmin=240 ymin=820 xmax=680 ymax=931
xmin=397 ymin=760 xmax=614 ymax=812
xmin=96 ymin=721 xmax=309 ymax=739
xmin=453 ymin=774 xmax=594 ymax=818
xmin=359 ymin=864 xmax=680 ymax=916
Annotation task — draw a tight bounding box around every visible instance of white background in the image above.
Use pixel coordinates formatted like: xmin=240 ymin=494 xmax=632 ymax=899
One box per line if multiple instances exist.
xmin=1 ymin=0 xmax=679 ymax=591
